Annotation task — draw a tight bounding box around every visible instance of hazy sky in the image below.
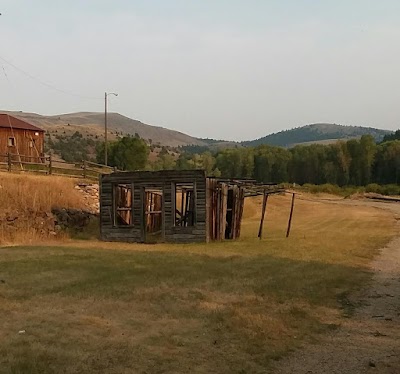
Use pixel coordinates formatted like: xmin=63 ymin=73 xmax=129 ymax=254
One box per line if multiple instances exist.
xmin=1 ymin=1 xmax=399 ymax=140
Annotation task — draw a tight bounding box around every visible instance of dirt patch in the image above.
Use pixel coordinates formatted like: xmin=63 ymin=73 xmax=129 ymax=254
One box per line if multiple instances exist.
xmin=273 ymin=200 xmax=400 ymax=373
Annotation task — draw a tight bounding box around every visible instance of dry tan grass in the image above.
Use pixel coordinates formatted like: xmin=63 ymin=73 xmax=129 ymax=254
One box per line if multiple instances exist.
xmin=240 ymin=193 xmax=395 ymax=266
xmin=0 ymin=172 xmax=86 ymax=245
xmin=62 ymin=192 xmax=395 ymax=267
xmin=0 ymin=224 xmax=69 ymax=247
xmin=0 ymin=172 xmax=84 ymax=212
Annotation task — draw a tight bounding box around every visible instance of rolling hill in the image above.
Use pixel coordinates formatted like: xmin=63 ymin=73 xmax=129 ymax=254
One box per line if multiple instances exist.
xmin=2 ymin=111 xmax=206 ymax=147
xmin=242 ymin=123 xmax=392 ymax=148
xmin=1 ymin=111 xmax=394 ymax=149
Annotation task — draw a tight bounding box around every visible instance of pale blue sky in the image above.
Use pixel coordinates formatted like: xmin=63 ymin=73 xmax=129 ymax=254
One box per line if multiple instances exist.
xmin=0 ymin=1 xmax=399 ymax=140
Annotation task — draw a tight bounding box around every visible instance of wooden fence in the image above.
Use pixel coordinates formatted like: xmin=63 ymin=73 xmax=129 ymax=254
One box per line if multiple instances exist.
xmin=0 ymin=153 xmax=116 ymax=180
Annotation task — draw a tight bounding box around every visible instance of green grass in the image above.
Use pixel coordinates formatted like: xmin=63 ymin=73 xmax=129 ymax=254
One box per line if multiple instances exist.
xmin=0 ymin=195 xmax=396 ymax=373
xmin=0 ymin=246 xmax=367 ymax=373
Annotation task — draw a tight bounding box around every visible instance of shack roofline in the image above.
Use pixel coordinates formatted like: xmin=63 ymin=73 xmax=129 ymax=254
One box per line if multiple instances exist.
xmin=103 ymin=170 xmax=277 ymax=183
xmin=101 ymin=169 xmax=206 ymax=180
xmin=0 ymin=114 xmax=44 ymax=132
xmin=101 ymin=170 xmax=280 ymax=192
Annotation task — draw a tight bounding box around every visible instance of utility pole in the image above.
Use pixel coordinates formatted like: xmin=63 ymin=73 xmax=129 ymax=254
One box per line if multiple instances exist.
xmin=104 ymin=91 xmax=118 ymax=166
xmin=104 ymin=92 xmax=108 ymax=165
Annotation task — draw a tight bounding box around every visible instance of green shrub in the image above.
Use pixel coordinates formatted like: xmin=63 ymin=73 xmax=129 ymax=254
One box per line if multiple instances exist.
xmin=365 ymin=183 xmax=383 ymax=194
xmin=299 ymin=184 xmax=362 ymax=196
xmin=381 ymin=184 xmax=400 ymax=196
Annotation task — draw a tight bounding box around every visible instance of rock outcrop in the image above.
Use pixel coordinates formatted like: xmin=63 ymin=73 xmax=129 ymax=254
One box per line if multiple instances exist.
xmin=0 ymin=180 xmax=101 ymax=243
xmin=74 ymin=183 xmax=100 ymax=214
xmin=0 ymin=209 xmax=58 ymax=236
xmin=52 ymin=208 xmax=97 ymax=231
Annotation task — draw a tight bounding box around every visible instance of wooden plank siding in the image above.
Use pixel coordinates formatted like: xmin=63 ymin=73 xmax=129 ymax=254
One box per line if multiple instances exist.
xmin=100 ymin=170 xmax=207 ymax=243
xmin=0 ymin=127 xmax=45 ymax=163
xmin=100 ymin=170 xmax=247 ymax=244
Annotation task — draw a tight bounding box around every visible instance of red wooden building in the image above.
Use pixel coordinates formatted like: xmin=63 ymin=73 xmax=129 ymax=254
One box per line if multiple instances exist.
xmin=0 ymin=114 xmax=45 ymax=163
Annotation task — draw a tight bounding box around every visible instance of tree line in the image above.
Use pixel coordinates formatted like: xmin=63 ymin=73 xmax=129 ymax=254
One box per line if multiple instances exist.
xmin=211 ymin=135 xmax=400 ymax=186
xmin=95 ymin=133 xmax=400 ymax=187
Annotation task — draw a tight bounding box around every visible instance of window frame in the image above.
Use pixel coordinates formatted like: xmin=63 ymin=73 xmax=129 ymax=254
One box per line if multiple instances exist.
xmin=173 ymin=181 xmax=197 ymax=227
xmin=113 ymin=183 xmax=134 ymax=227
xmin=8 ymin=137 xmax=15 ymax=147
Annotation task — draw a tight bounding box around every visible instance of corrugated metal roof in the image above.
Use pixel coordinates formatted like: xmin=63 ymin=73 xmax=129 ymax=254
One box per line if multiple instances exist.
xmin=0 ymin=114 xmax=45 ymax=132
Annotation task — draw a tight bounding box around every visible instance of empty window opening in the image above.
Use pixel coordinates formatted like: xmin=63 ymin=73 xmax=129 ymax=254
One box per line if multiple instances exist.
xmin=8 ymin=137 xmax=15 ymax=147
xmin=174 ymin=183 xmax=196 ymax=227
xmin=144 ymin=188 xmax=163 ymax=239
xmin=114 ymin=184 xmax=133 ymax=226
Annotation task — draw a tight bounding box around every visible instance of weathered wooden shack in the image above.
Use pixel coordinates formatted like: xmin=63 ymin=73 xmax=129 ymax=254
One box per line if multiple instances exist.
xmin=0 ymin=114 xmax=45 ymax=163
xmin=99 ymin=170 xmax=246 ymax=243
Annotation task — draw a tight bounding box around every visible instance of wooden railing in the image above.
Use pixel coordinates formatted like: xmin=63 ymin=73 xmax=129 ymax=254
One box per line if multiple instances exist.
xmin=0 ymin=153 xmax=116 ymax=180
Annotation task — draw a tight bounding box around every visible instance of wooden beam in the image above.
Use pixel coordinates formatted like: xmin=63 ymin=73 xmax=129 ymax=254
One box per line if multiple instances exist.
xmin=236 ymin=188 xmax=245 ymax=239
xmin=286 ymin=193 xmax=296 ymax=238
xmin=230 ymin=185 xmax=238 ymax=239
xmin=220 ymin=183 xmax=228 ymax=240
xmin=258 ymin=190 xmax=269 ymax=239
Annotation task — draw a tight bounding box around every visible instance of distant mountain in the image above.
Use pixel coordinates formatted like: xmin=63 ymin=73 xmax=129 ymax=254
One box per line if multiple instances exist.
xmin=1 ymin=112 xmax=394 ymax=150
xmin=2 ymin=111 xmax=206 ymax=147
xmin=242 ymin=123 xmax=392 ymax=148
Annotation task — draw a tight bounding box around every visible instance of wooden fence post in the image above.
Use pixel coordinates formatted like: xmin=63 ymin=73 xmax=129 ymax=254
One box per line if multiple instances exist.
xmin=83 ymin=160 xmax=87 ymax=179
xmin=258 ymin=190 xmax=269 ymax=239
xmin=286 ymin=193 xmax=296 ymax=238
xmin=48 ymin=154 xmax=53 ymax=175
xmin=7 ymin=152 xmax=11 ymax=172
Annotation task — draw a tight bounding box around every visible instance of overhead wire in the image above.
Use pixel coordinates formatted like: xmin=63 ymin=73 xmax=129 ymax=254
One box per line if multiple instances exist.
xmin=2 ymin=65 xmax=10 ymax=82
xmin=0 ymin=55 xmax=102 ymax=101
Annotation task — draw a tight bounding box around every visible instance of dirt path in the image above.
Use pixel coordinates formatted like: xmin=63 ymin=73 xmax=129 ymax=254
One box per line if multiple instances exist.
xmin=273 ymin=200 xmax=400 ymax=374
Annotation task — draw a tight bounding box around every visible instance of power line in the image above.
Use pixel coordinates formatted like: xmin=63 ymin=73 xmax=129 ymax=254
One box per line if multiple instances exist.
xmin=2 ymin=65 xmax=10 ymax=82
xmin=0 ymin=55 xmax=102 ymax=100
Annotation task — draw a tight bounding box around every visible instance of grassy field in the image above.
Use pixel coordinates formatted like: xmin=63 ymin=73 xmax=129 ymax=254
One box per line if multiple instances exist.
xmin=0 ymin=173 xmax=83 ymax=213
xmin=0 ymin=173 xmax=84 ymax=244
xmin=0 ymin=194 xmax=396 ymax=373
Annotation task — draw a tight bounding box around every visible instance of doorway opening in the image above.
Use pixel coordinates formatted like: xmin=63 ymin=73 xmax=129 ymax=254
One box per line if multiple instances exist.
xmin=144 ymin=187 xmax=163 ymax=242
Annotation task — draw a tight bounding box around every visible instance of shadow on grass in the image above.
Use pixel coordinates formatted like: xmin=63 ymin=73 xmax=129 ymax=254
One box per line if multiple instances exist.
xmin=67 ymin=217 xmax=100 ymax=241
xmin=0 ymin=246 xmax=371 ymax=373
xmin=0 ymin=245 xmax=370 ymax=309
